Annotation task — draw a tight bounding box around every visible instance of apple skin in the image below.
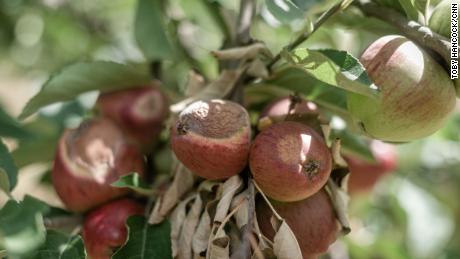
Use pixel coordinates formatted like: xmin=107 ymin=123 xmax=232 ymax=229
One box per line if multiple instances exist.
xmin=250 ymin=121 xmax=332 ymax=202
xmin=345 ymin=140 xmax=397 ymax=194
xmin=82 ymin=198 xmax=144 ymax=259
xmin=347 ymin=35 xmax=456 ymax=142
xmin=260 ymin=96 xmax=318 ymax=121
xmin=171 ymin=99 xmax=251 ymax=180
xmin=256 ymin=189 xmax=340 ymax=259
xmin=96 ymin=82 xmax=169 ymax=148
xmin=52 ymin=118 xmax=145 ymax=212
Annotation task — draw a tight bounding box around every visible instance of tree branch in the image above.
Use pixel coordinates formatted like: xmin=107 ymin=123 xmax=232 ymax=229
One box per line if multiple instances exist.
xmin=228 ymin=0 xmax=256 ymax=103
xmin=236 ymin=0 xmax=256 ymax=45
xmin=268 ymin=0 xmax=352 ymax=69
xmin=356 ymin=2 xmax=451 ymax=66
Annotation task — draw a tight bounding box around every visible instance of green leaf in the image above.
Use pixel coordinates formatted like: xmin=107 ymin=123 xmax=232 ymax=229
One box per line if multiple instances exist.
xmin=14 ymin=101 xmax=86 ymax=168
xmin=0 ymin=196 xmax=49 ymax=257
xmin=261 ymin=66 xmax=350 ymax=116
xmin=135 ymin=0 xmax=175 ymax=60
xmin=12 ymin=119 xmax=60 ymax=168
xmin=112 ymin=216 xmax=172 ymax=259
xmin=25 ymin=230 xmax=85 ymax=259
xmin=397 ymin=0 xmax=421 ymax=21
xmin=0 ymin=106 xmax=29 ymax=139
xmin=19 ymin=61 xmax=150 ymax=120
xmin=0 ymin=140 xmax=18 ymax=192
xmin=265 ymin=0 xmax=304 ymax=24
xmin=111 ymin=173 xmax=154 ymax=196
xmin=285 ymin=48 xmax=379 ymax=100
xmin=330 ymin=129 xmax=375 ymax=162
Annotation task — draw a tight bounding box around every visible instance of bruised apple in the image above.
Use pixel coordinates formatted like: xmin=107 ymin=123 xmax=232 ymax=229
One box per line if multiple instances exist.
xmin=256 ymin=189 xmax=340 ymax=259
xmin=52 ymin=118 xmax=145 ymax=212
xmin=96 ymin=82 xmax=169 ymax=148
xmin=347 ymin=35 xmax=456 ymax=142
xmin=171 ymin=99 xmax=251 ymax=180
xmin=82 ymin=198 xmax=144 ymax=259
xmin=250 ymin=121 xmax=332 ymax=202
xmin=345 ymin=140 xmax=397 ymax=193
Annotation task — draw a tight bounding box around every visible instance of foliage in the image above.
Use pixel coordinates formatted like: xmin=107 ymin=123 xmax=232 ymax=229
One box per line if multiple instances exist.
xmin=0 ymin=0 xmax=458 ymax=257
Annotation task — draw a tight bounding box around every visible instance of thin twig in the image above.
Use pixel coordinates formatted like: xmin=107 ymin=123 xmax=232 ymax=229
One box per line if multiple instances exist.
xmin=236 ymin=0 xmax=256 ymax=45
xmin=356 ymin=2 xmax=451 ymax=66
xmin=268 ymin=0 xmax=352 ymax=69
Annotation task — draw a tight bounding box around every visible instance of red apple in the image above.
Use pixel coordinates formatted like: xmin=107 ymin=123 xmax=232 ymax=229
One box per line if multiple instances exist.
xmin=52 ymin=118 xmax=145 ymax=212
xmin=96 ymin=82 xmax=169 ymax=148
xmin=171 ymin=99 xmax=251 ymax=180
xmin=250 ymin=121 xmax=332 ymax=202
xmin=345 ymin=140 xmax=397 ymax=193
xmin=347 ymin=35 xmax=456 ymax=142
xmin=256 ymin=189 xmax=340 ymax=259
xmin=82 ymin=198 xmax=144 ymax=259
xmin=260 ymin=96 xmax=318 ymax=120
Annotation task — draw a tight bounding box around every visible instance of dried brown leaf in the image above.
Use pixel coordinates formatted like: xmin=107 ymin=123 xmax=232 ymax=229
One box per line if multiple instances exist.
xmin=214 ymin=175 xmax=243 ymax=223
xmin=272 ymin=220 xmax=303 ymax=259
xmin=170 ymin=195 xmax=195 ymax=257
xmin=326 ymin=178 xmax=351 ymax=234
xmin=230 ymin=190 xmax=249 ymax=229
xmin=193 ymin=202 xmax=212 ymax=256
xmin=209 ymin=236 xmax=230 ymax=259
xmin=321 ymin=124 xmax=331 ymax=141
xmin=331 ymin=138 xmax=348 ymax=168
xmin=149 ymin=162 xmax=195 ymax=224
xmin=178 ymin=194 xmax=204 ymax=259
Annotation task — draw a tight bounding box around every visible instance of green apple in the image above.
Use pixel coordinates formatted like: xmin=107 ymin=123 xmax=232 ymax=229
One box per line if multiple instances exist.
xmin=347 ymin=35 xmax=456 ymax=142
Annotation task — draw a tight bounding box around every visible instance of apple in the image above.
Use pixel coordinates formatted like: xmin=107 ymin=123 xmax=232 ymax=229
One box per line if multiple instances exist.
xmin=171 ymin=99 xmax=251 ymax=180
xmin=96 ymin=83 xmax=169 ymax=149
xmin=260 ymin=96 xmax=318 ymax=121
xmin=256 ymin=189 xmax=340 ymax=259
xmin=250 ymin=121 xmax=332 ymax=202
xmin=82 ymin=198 xmax=144 ymax=259
xmin=347 ymin=35 xmax=456 ymax=142
xmin=345 ymin=140 xmax=397 ymax=193
xmin=52 ymin=118 xmax=145 ymax=212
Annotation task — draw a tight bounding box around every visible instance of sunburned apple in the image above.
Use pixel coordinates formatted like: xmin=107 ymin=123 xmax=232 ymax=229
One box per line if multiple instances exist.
xmin=347 ymin=35 xmax=456 ymax=142
xmin=345 ymin=140 xmax=397 ymax=193
xmin=256 ymin=189 xmax=340 ymax=259
xmin=250 ymin=121 xmax=332 ymax=202
xmin=96 ymin=82 xmax=169 ymax=148
xmin=52 ymin=118 xmax=145 ymax=212
xmin=171 ymin=99 xmax=251 ymax=180
xmin=82 ymin=198 xmax=144 ymax=259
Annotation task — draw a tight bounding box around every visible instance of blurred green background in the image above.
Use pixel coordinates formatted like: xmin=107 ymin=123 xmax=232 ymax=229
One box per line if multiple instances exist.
xmin=0 ymin=0 xmax=459 ymax=258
